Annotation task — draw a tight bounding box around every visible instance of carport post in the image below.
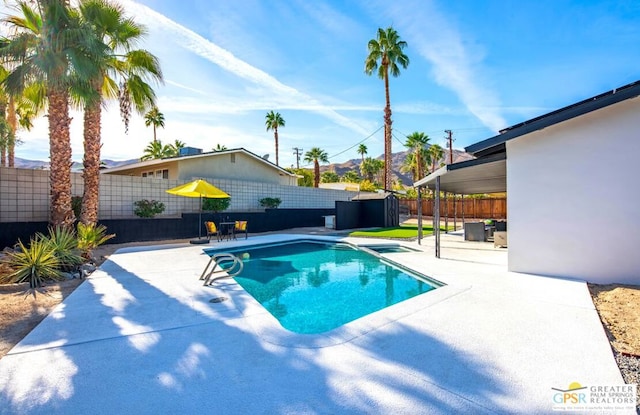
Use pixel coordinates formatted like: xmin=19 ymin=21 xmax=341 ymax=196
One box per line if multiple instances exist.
xmin=435 ymin=176 xmax=441 ymax=258
xmin=417 ymin=186 xmax=423 ymax=244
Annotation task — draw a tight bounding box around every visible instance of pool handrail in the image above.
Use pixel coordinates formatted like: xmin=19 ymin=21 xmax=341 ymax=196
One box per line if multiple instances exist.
xmin=201 ymin=253 xmax=244 ymax=285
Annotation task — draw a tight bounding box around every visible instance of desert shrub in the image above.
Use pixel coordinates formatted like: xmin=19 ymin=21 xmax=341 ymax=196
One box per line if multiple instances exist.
xmin=38 ymin=226 xmax=84 ymax=271
xmin=1 ymin=236 xmax=63 ymax=288
xmin=133 ymin=199 xmax=165 ymax=218
xmin=259 ymin=197 xmax=282 ymax=209
xmin=358 ymin=180 xmax=378 ymax=192
xmin=202 ymin=197 xmax=231 ymax=212
xmin=77 ymin=223 xmax=115 ymax=260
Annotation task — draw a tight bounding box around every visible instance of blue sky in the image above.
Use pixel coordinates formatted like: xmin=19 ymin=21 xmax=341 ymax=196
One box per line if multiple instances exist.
xmin=6 ymin=0 xmax=640 ymax=168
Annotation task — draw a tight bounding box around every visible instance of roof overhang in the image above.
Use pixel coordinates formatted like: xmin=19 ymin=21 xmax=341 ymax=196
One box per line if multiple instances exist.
xmin=466 ymin=80 xmax=640 ymax=158
xmin=413 ymin=152 xmax=506 ymax=194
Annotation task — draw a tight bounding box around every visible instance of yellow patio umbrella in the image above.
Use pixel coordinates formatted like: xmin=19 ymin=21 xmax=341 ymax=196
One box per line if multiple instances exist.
xmin=166 ymin=179 xmax=229 ymax=244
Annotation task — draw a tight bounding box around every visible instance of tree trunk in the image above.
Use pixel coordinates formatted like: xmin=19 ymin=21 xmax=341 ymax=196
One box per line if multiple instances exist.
xmin=0 ymin=99 xmax=6 ymax=167
xmin=383 ymin=69 xmax=392 ymax=191
xmin=7 ymin=96 xmax=17 ymax=168
xmin=47 ymin=87 xmax=74 ymax=228
xmin=274 ymin=127 xmax=279 ymax=166
xmin=153 ymin=124 xmax=156 ymax=142
xmin=314 ymin=160 xmax=320 ymax=188
xmin=81 ymin=97 xmax=101 ymax=225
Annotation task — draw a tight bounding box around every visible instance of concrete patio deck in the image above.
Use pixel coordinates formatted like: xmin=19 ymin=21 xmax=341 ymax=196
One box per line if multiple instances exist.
xmin=0 ymin=231 xmax=630 ymax=414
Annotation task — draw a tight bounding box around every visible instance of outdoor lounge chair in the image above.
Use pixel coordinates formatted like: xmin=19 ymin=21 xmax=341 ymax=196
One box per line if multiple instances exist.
xmin=204 ymin=221 xmax=220 ymax=241
xmin=234 ymin=220 xmax=248 ymax=239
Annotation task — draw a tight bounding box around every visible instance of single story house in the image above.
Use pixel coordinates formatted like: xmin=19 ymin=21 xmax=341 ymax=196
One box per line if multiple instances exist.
xmin=415 ymin=80 xmax=640 ymax=285
xmin=102 ymin=148 xmax=298 ymax=186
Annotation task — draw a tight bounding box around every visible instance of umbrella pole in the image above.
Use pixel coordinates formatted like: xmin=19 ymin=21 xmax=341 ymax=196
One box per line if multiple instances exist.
xmin=190 ymin=195 xmax=208 ymax=244
xmin=198 ymin=195 xmax=202 ymax=239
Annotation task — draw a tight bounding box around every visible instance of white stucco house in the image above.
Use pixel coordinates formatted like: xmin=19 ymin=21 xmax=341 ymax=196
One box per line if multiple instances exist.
xmin=415 ymin=80 xmax=640 ymax=285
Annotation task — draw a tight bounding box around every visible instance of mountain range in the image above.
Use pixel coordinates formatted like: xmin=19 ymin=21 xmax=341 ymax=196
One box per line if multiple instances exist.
xmin=320 ymin=148 xmax=473 ymax=185
xmin=13 ymin=147 xmax=473 ymax=184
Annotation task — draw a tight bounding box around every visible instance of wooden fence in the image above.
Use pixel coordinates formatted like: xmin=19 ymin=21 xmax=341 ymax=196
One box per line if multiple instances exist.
xmin=400 ymin=198 xmax=507 ymax=219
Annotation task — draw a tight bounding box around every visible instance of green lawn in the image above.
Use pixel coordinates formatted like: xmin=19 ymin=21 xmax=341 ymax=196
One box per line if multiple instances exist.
xmin=348 ymin=224 xmax=451 ymax=239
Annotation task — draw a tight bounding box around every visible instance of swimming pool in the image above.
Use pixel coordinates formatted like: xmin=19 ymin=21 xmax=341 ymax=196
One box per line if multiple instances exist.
xmin=206 ymin=240 xmax=441 ymax=334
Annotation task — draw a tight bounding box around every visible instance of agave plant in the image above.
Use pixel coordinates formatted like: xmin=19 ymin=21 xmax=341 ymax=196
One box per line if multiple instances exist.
xmin=77 ymin=223 xmax=115 ymax=261
xmin=38 ymin=226 xmax=84 ymax=271
xmin=1 ymin=237 xmax=63 ymax=288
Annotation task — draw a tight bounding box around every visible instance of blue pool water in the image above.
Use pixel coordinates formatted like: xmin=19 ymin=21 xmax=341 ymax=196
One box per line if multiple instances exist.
xmin=208 ymin=240 xmax=440 ymax=334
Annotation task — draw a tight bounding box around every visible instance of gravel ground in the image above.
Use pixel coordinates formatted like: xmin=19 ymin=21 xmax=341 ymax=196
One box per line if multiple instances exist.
xmin=615 ymin=352 xmax=640 ymax=414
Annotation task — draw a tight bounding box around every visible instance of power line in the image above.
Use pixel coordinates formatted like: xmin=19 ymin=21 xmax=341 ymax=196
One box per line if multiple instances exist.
xmin=299 ymin=124 xmax=384 ymax=168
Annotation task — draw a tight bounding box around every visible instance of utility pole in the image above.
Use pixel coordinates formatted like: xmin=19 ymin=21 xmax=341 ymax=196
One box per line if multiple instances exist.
xmin=445 ymin=129 xmax=453 ymax=164
xmin=292 ymin=147 xmax=303 ymax=169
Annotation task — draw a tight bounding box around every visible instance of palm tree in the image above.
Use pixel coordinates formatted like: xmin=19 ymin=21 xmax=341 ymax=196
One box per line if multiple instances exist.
xmin=303 ymin=147 xmax=328 ymax=188
xmin=342 ymin=170 xmax=360 ymax=183
xmin=427 ymin=144 xmax=444 ymax=173
xmin=167 ymin=139 xmax=184 ymax=157
xmin=365 ymin=26 xmax=409 ymax=191
xmin=140 ymin=140 xmax=172 ymax=161
xmin=265 ymin=110 xmax=285 ymax=166
xmin=1 ymin=1 xmax=104 ymax=227
xmin=7 ymin=83 xmax=43 ymax=167
xmin=213 ymin=143 xmax=227 ymax=152
xmin=321 ymin=170 xmax=339 ymax=183
xmin=360 ymin=157 xmax=384 ymax=183
xmin=144 ymin=106 xmax=164 ymax=143
xmin=0 ymin=63 xmax=42 ymax=167
xmin=79 ymin=0 xmax=162 ymax=225
xmin=357 ymin=144 xmax=367 ymax=166
xmin=404 ymin=131 xmax=430 ymax=180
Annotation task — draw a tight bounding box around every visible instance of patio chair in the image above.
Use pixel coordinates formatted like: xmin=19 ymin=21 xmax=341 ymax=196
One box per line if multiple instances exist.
xmin=204 ymin=221 xmax=220 ymax=242
xmin=234 ymin=220 xmax=248 ymax=239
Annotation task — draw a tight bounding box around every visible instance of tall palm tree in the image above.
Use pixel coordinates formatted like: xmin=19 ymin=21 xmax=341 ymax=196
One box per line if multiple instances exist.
xmin=1 ymin=0 xmax=104 ymax=227
xmin=79 ymin=0 xmax=162 ymax=225
xmin=365 ymin=26 xmax=409 ymax=191
xmin=144 ymin=106 xmax=164 ymax=143
xmin=404 ymin=131 xmax=430 ymax=180
xmin=303 ymin=147 xmax=328 ymax=188
xmin=0 ymin=58 xmax=44 ymax=168
xmin=0 ymin=105 xmax=11 ymax=167
xmin=6 ymin=83 xmax=43 ymax=167
xmin=427 ymin=144 xmax=444 ymax=173
xmin=357 ymin=143 xmax=367 ymax=166
xmin=265 ymin=110 xmax=285 ymax=166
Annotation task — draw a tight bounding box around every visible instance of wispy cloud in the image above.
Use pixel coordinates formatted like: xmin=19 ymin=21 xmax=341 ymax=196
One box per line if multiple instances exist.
xmin=120 ymin=0 xmax=371 ymax=137
xmin=373 ymin=0 xmax=507 ymax=132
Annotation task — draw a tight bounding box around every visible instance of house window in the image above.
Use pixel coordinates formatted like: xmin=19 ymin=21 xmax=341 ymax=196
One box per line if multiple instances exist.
xmin=142 ymin=172 xmax=147 ymax=177
xmin=162 ymin=169 xmax=169 ymax=179
xmin=230 ymin=154 xmax=236 ymax=163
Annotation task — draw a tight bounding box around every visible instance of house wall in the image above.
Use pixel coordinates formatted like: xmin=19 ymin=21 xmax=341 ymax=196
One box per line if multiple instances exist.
xmin=106 ymin=160 xmax=180 ymax=180
xmin=506 ymin=96 xmax=640 ymax=285
xmin=0 ymin=167 xmax=357 ymax=222
xmin=103 ymin=152 xmax=297 ymax=185
xmin=177 ymin=152 xmax=296 ymax=185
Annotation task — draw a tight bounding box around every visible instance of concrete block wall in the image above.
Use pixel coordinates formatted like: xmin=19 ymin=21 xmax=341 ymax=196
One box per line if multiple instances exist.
xmin=0 ymin=167 xmax=359 ymax=222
